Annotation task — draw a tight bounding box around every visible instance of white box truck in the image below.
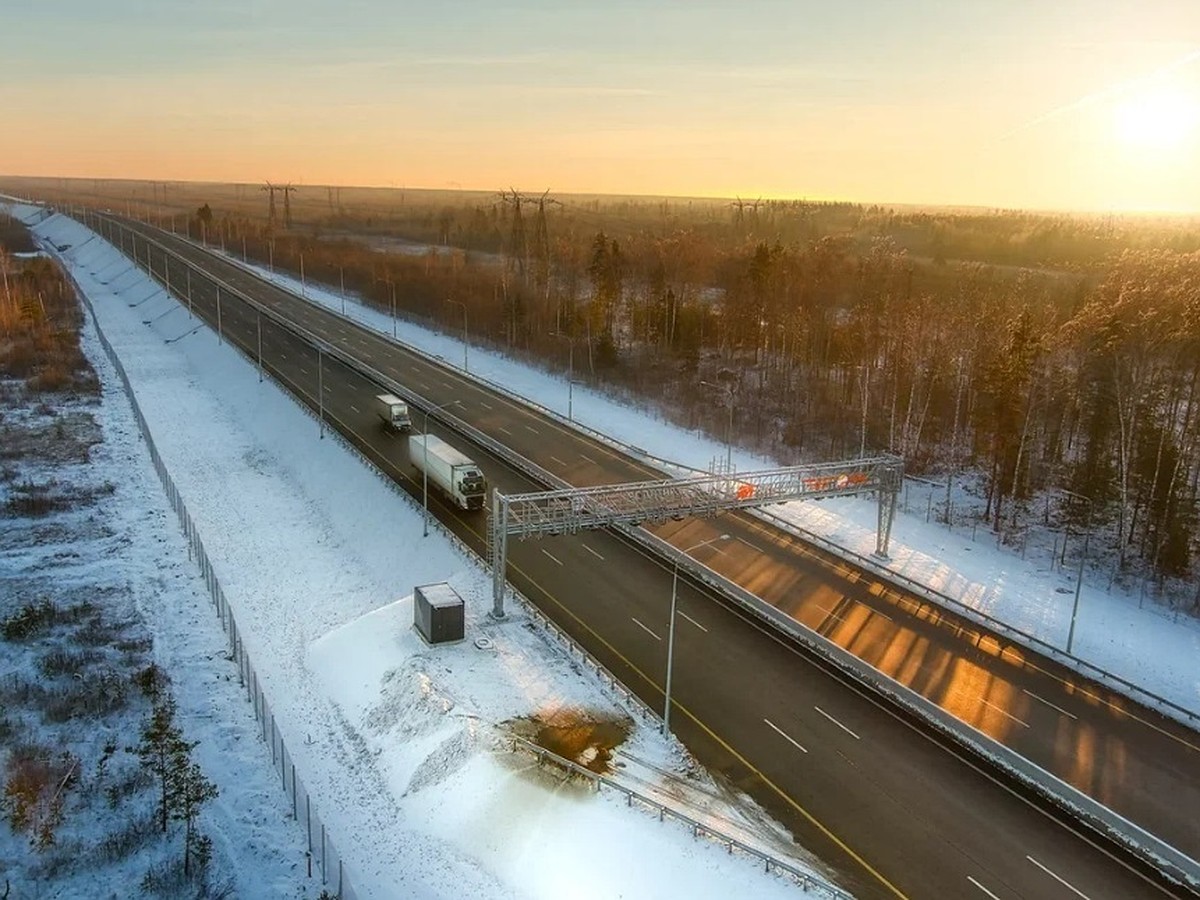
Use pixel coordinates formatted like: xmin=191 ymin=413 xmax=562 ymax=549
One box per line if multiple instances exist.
xmin=375 ymin=393 xmax=413 ymax=432
xmin=409 ymin=433 xmax=487 ymax=510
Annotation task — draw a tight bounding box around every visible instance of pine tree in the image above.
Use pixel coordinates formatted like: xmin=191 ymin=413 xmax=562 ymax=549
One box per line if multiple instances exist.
xmin=129 ymin=697 xmax=191 ymax=833
xmin=170 ymin=757 xmax=218 ymax=876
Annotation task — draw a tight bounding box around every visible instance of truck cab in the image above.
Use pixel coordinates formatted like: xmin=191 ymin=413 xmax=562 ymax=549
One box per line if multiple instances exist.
xmin=375 ymin=393 xmax=413 ymax=432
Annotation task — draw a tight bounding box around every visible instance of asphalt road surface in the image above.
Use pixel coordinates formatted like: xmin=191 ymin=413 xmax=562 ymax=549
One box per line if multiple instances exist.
xmin=88 ymin=213 xmax=1200 ymax=900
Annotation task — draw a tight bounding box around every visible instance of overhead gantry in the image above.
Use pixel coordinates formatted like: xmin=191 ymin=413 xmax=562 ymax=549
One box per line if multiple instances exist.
xmin=488 ymin=454 xmax=903 ymax=617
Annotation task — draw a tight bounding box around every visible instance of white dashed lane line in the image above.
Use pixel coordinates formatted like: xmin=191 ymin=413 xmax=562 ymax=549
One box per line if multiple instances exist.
xmin=1026 ymin=856 xmax=1091 ymax=899
xmin=541 ymin=549 xmax=563 ymax=566
xmin=982 ymin=698 xmax=1029 ymax=728
xmin=1023 ymin=689 xmax=1078 ymax=720
xmin=764 ymin=718 xmax=808 ymax=753
xmin=631 ymin=618 xmax=661 ymax=641
xmin=814 ymin=706 xmax=860 ymax=740
xmin=678 ymin=611 xmax=707 ymax=632
xmin=966 ymin=875 xmax=1003 ymax=899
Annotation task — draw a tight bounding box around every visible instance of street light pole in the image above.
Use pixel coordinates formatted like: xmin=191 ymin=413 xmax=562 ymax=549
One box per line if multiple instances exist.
xmin=552 ymin=331 xmax=576 ymax=421
xmin=446 ymin=299 xmax=468 ymax=372
xmin=421 ymin=400 xmax=460 ymax=538
xmin=663 ymin=534 xmax=730 ymax=736
xmin=1064 ymin=490 xmax=1093 ymax=656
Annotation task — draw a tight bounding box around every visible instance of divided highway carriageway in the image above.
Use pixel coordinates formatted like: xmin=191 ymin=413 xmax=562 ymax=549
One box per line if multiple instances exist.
xmin=86 ymin=211 xmax=1200 ymax=900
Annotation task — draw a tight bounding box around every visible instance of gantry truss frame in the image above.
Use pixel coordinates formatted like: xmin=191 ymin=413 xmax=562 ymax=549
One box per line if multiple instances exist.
xmin=488 ymin=455 xmax=903 ymax=617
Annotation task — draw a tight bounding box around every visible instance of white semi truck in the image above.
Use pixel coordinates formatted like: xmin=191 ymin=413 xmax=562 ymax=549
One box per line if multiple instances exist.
xmin=375 ymin=393 xmax=413 ymax=432
xmin=409 ymin=433 xmax=487 ymax=511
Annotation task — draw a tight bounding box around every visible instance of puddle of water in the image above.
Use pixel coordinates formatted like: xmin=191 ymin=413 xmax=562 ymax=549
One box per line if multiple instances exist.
xmin=506 ymin=708 xmax=631 ymax=775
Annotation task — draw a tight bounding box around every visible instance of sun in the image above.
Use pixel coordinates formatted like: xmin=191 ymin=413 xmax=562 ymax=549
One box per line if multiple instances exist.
xmin=1113 ymin=82 xmax=1199 ymax=151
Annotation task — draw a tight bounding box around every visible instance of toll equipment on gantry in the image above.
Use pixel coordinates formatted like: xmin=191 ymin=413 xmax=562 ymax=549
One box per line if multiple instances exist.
xmin=375 ymin=393 xmax=413 ymax=432
xmin=408 ymin=433 xmax=487 ymax=510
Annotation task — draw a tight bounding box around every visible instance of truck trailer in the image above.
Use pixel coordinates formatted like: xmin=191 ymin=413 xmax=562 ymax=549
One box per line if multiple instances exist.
xmin=409 ymin=433 xmax=487 ymax=511
xmin=375 ymin=393 xmax=413 ymax=432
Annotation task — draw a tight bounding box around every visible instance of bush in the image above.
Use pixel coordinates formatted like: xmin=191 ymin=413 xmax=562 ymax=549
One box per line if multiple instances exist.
xmin=37 ymin=647 xmax=103 ymax=678
xmin=2 ymin=598 xmax=57 ymax=640
xmin=92 ymin=811 xmax=158 ymax=864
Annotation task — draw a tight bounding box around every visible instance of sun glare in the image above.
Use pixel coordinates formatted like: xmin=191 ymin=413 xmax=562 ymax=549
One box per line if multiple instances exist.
xmin=1113 ymin=83 xmax=1199 ymax=151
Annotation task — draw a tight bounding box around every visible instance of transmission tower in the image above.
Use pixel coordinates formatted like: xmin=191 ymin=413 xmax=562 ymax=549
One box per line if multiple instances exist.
xmin=498 ymin=188 xmax=557 ymax=282
xmin=280 ymin=183 xmax=297 ymax=230
xmin=262 ymin=182 xmax=278 ymax=232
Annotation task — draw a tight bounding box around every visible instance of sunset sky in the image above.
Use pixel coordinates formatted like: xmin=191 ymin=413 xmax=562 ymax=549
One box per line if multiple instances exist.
xmin=3 ymin=1 xmax=1199 ymax=212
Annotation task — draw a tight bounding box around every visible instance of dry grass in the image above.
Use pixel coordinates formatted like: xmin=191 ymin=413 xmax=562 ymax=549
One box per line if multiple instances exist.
xmin=0 ymin=216 xmax=96 ymax=394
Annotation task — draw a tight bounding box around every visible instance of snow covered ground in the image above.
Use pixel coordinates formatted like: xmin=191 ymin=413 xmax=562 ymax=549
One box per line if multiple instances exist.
xmin=6 ymin=208 xmax=836 ymax=898
xmin=212 ymin=236 xmax=1200 ymax=717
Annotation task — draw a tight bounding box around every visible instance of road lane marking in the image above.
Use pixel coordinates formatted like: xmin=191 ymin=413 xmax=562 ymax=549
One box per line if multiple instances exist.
xmin=1023 ymin=690 xmax=1078 ymax=720
xmin=524 ymin=425 xmax=540 ymax=434
xmin=579 ymin=453 xmax=597 ymax=464
xmin=582 ymin=544 xmax=604 ymax=560
xmin=541 ymin=549 xmax=563 ymax=566
xmin=498 ymin=426 xmax=513 ymax=436
xmin=814 ymin=706 xmax=860 ymax=740
xmin=1026 ymin=856 xmax=1091 ymax=899
xmin=631 ymin=617 xmax=661 ymax=641
xmin=982 ymin=699 xmax=1029 ymax=728
xmin=679 ymin=611 xmax=707 ymax=632
xmin=814 ymin=605 xmax=845 ymax=623
xmin=967 ymin=875 xmax=1003 ymax=899
xmin=550 ymin=455 xmax=567 ymax=466
xmin=764 ymin=718 xmax=808 ymax=753
xmin=299 ymin=367 xmax=309 ymax=374
xmin=349 ymin=405 xmax=360 ymax=413
xmin=738 ymin=536 xmax=766 ymax=553
xmin=480 ymin=401 xmax=494 ymax=410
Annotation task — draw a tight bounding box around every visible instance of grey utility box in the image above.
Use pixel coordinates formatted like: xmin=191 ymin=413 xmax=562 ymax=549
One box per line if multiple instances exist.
xmin=414 ymin=582 xmax=465 ymax=645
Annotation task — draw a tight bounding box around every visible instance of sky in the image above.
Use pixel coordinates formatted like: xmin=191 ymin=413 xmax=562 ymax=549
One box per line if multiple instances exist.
xmin=3 ymin=0 xmax=1200 ymax=212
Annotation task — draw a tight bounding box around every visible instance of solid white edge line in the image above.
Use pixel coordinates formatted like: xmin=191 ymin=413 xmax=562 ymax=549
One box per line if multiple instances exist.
xmin=814 ymin=705 xmax=861 ymax=740
xmin=764 ymin=718 xmax=808 ymax=753
xmin=1026 ymin=855 xmax=1092 ymax=899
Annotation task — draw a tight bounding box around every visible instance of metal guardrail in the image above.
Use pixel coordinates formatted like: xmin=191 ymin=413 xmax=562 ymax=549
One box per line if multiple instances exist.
xmin=88 ymin=211 xmax=1200 ymax=892
xmin=508 ymin=735 xmax=853 ymax=899
xmin=51 ymin=238 xmax=357 ymax=900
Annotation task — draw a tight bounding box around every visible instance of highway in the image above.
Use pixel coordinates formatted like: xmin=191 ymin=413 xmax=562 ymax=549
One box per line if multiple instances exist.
xmin=89 ymin=212 xmax=1199 ymax=900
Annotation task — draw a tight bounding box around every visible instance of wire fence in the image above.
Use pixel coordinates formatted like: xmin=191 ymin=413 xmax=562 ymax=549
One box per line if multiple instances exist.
xmin=75 ymin=266 xmax=357 ymax=900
